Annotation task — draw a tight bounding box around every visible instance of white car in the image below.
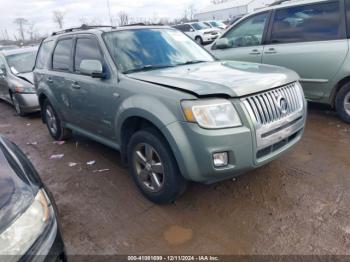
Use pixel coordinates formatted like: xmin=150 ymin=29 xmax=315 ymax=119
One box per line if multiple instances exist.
xmin=173 ymin=22 xmax=219 ymax=45
xmin=204 ymin=20 xmax=228 ymax=32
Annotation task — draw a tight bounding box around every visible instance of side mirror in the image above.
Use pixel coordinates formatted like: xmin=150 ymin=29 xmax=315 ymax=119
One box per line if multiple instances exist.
xmin=79 ymin=59 xmax=105 ymax=78
xmin=0 ymin=69 xmax=4 ymax=76
xmin=189 ymin=28 xmax=195 ymax=32
xmin=214 ymin=37 xmax=230 ymax=49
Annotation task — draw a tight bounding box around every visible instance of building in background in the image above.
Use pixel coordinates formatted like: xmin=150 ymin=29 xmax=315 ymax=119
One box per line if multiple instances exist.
xmin=194 ymin=0 xmax=275 ymax=21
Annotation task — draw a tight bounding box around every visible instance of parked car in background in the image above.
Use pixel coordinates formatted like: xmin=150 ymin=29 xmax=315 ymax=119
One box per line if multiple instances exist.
xmin=210 ymin=0 xmax=350 ymax=123
xmin=0 ymin=45 xmax=18 ymax=51
xmin=0 ymin=47 xmax=39 ymax=116
xmin=173 ymin=22 xmax=219 ymax=45
xmin=34 ymin=25 xmax=306 ymax=204
xmin=203 ymin=20 xmax=228 ymax=32
xmin=0 ymin=136 xmax=66 ymax=261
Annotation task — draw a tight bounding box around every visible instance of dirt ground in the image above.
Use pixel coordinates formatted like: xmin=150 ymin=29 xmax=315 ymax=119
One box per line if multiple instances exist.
xmin=0 ymin=100 xmax=349 ymax=255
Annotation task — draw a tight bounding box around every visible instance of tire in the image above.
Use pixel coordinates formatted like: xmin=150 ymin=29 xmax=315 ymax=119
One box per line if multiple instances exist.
xmin=127 ymin=128 xmax=187 ymax=204
xmin=335 ymin=83 xmax=350 ymax=124
xmin=195 ymin=36 xmax=203 ymax=45
xmin=43 ymin=100 xmax=72 ymax=140
xmin=11 ymin=93 xmax=25 ymax=116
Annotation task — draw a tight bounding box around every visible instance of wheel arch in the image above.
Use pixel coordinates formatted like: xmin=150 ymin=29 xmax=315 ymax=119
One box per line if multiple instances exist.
xmin=331 ymin=75 xmax=350 ymax=107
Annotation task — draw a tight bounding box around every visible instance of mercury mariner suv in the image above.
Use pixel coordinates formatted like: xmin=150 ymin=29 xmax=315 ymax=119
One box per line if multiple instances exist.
xmin=34 ymin=25 xmax=307 ymax=204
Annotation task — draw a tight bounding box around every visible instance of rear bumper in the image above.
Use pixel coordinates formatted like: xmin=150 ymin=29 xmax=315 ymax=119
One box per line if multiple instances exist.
xmin=15 ymin=93 xmax=40 ymax=113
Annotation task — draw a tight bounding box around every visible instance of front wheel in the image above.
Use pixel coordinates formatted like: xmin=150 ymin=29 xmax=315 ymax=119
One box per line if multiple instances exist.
xmin=195 ymin=36 xmax=203 ymax=45
xmin=335 ymin=83 xmax=350 ymax=124
xmin=127 ymin=128 xmax=187 ymax=204
xmin=43 ymin=100 xmax=72 ymax=140
xmin=12 ymin=94 xmax=25 ymax=116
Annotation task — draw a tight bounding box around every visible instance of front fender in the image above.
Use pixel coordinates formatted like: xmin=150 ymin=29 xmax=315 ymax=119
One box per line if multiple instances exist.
xmin=115 ymin=94 xmax=180 ymax=142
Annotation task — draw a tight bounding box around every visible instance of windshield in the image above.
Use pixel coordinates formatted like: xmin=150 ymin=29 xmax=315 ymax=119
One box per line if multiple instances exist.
xmin=191 ymin=22 xmax=210 ymax=30
xmin=6 ymin=51 xmax=37 ymax=74
xmin=210 ymin=21 xmax=226 ymax=28
xmin=103 ymin=28 xmax=214 ymax=74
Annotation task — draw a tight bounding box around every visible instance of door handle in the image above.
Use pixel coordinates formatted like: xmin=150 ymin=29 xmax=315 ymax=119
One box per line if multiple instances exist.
xmin=249 ymin=49 xmax=261 ymax=55
xmin=264 ymin=47 xmax=277 ymax=54
xmin=71 ymin=82 xmax=81 ymax=89
xmin=47 ymin=78 xmax=53 ymax=84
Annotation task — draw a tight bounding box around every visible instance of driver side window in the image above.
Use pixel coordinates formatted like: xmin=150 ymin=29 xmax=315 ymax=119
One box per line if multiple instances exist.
xmin=224 ymin=12 xmax=268 ymax=48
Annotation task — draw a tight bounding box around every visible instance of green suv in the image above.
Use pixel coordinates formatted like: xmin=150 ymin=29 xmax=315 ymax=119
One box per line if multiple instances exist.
xmin=34 ymin=25 xmax=306 ymax=203
xmin=210 ymin=0 xmax=350 ymax=123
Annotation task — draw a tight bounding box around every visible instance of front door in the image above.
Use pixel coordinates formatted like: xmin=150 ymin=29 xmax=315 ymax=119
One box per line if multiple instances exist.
xmin=211 ymin=12 xmax=270 ymax=63
xmin=66 ymin=35 xmax=118 ymax=139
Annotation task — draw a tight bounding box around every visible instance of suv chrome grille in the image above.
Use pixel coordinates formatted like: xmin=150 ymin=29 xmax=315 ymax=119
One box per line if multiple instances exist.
xmin=242 ymin=82 xmax=303 ymax=126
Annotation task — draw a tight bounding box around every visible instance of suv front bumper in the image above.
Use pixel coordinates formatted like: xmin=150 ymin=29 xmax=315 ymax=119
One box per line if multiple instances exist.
xmin=162 ymin=99 xmax=307 ymax=183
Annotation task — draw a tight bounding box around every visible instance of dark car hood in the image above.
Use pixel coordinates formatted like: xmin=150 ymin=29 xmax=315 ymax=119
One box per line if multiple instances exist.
xmin=0 ymin=145 xmax=35 ymax=233
xmin=128 ymin=61 xmax=299 ymax=97
xmin=16 ymin=72 xmax=34 ymax=85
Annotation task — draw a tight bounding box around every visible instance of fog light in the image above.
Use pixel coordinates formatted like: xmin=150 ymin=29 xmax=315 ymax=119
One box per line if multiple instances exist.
xmin=213 ymin=152 xmax=228 ymax=167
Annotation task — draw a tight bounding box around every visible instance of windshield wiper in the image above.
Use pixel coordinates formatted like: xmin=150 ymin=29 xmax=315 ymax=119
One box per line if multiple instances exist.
xmin=124 ymin=64 xmax=175 ymax=74
xmin=175 ymin=60 xmax=208 ymax=66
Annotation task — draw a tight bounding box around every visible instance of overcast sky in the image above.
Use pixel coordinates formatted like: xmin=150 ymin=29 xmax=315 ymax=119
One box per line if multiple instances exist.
xmin=0 ymin=0 xmax=211 ymax=40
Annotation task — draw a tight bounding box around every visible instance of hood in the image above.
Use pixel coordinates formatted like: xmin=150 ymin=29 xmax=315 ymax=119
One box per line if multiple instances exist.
xmin=128 ymin=61 xmax=299 ymax=97
xmin=0 ymin=142 xmax=36 ymax=233
xmin=16 ymin=72 xmax=34 ymax=85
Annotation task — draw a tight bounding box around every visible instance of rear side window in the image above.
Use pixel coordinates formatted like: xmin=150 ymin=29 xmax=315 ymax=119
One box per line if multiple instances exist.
xmin=74 ymin=38 xmax=103 ymax=72
xmin=52 ymin=38 xmax=73 ymax=71
xmin=346 ymin=0 xmax=350 ymax=36
xmin=271 ymin=1 xmax=342 ymax=44
xmin=36 ymin=40 xmax=54 ymax=69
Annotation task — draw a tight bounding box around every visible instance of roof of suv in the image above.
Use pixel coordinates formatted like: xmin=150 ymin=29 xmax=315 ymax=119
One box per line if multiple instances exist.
xmin=45 ymin=24 xmax=171 ymax=41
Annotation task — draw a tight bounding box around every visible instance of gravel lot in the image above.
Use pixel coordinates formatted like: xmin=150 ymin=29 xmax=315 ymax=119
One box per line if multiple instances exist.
xmin=0 ymin=100 xmax=349 ymax=255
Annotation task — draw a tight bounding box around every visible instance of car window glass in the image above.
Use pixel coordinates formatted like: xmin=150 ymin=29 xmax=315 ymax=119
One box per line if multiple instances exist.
xmin=271 ymin=2 xmax=341 ymax=44
xmin=224 ymin=12 xmax=268 ymax=48
xmin=6 ymin=51 xmax=37 ymax=74
xmin=52 ymin=38 xmax=73 ymax=71
xmin=74 ymin=38 xmax=103 ymax=72
xmin=36 ymin=41 xmax=54 ymax=69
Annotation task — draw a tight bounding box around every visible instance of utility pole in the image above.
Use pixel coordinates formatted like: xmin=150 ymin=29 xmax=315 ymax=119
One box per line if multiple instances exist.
xmin=107 ymin=0 xmax=113 ymax=26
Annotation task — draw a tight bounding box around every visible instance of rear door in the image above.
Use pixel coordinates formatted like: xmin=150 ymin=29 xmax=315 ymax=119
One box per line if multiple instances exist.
xmin=50 ymin=37 xmax=75 ymax=122
xmin=211 ymin=12 xmax=270 ymax=63
xmin=262 ymin=0 xmax=348 ymax=100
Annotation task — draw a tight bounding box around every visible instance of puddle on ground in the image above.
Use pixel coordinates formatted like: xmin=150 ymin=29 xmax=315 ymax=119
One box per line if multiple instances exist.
xmin=163 ymin=225 xmax=193 ymax=245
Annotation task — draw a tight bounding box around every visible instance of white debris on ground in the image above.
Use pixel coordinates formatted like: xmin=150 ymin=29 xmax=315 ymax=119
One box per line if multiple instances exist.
xmin=26 ymin=142 xmax=38 ymax=145
xmin=49 ymin=154 xmax=64 ymax=160
xmin=86 ymin=160 xmax=96 ymax=166
xmin=93 ymin=169 xmax=110 ymax=173
xmin=68 ymin=162 xmax=78 ymax=167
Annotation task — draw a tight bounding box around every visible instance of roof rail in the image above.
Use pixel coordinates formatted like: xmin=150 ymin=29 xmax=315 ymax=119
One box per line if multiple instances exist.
xmin=51 ymin=24 xmax=116 ymax=36
xmin=268 ymin=0 xmax=292 ymax=6
xmin=121 ymin=22 xmax=164 ymax=27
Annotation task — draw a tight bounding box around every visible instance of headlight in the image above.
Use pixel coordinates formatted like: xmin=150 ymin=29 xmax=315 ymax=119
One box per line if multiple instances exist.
xmin=0 ymin=189 xmax=52 ymax=258
xmin=181 ymin=99 xmax=242 ymax=129
xmin=15 ymin=86 xmax=35 ymax=93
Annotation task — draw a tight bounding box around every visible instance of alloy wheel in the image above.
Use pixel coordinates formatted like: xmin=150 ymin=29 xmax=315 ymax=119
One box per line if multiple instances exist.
xmin=344 ymin=91 xmax=350 ymax=116
xmin=46 ymin=106 xmax=58 ymax=135
xmin=12 ymin=95 xmax=21 ymax=115
xmin=133 ymin=143 xmax=165 ymax=192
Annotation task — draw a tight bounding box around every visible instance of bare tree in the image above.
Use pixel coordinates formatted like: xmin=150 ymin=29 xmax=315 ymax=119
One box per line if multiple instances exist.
xmin=53 ymin=10 xmax=65 ymax=29
xmin=13 ymin=18 xmax=28 ymax=41
xmin=187 ymin=4 xmax=196 ymax=20
xmin=27 ymin=22 xmax=36 ymax=41
xmin=117 ymin=11 xmax=129 ymax=26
